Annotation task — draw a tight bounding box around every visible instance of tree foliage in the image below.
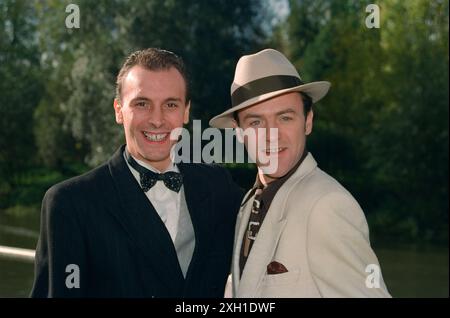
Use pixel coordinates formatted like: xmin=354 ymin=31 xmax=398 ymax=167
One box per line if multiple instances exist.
xmin=0 ymin=0 xmax=43 ymax=197
xmin=31 ymin=0 xmax=269 ymax=166
xmin=1 ymin=0 xmax=447 ymax=243
xmin=285 ymin=0 xmax=448 ymax=242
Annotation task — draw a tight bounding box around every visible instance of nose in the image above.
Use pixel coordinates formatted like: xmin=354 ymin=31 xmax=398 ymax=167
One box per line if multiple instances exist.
xmin=148 ymin=106 xmax=164 ymax=128
xmin=264 ymin=121 xmax=280 ymax=143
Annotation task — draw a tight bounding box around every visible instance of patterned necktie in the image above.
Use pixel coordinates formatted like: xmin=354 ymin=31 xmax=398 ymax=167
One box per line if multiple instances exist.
xmin=125 ymin=149 xmax=183 ymax=193
xmin=242 ymin=186 xmax=264 ymax=260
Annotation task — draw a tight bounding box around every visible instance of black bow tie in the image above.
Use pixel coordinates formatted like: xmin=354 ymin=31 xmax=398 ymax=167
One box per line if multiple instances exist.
xmin=125 ymin=149 xmax=183 ymax=193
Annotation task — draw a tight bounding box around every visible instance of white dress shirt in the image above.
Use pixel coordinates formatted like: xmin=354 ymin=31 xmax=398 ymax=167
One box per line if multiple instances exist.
xmin=124 ymin=153 xmax=183 ymax=243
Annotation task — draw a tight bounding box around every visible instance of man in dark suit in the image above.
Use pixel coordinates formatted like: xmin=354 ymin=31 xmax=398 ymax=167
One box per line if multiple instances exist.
xmin=31 ymin=48 xmax=243 ymax=298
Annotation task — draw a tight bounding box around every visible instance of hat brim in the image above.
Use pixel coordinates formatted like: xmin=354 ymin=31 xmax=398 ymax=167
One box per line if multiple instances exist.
xmin=209 ymin=81 xmax=331 ymax=129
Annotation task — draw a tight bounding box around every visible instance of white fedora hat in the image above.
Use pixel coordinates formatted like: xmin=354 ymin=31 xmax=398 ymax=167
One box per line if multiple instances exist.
xmin=209 ymin=48 xmax=331 ymax=128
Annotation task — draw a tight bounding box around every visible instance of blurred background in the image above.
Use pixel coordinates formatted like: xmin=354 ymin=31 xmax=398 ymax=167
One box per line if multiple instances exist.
xmin=0 ymin=0 xmax=448 ymax=297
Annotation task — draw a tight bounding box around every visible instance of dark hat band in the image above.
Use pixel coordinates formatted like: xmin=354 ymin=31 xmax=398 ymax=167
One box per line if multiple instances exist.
xmin=231 ymin=75 xmax=303 ymax=107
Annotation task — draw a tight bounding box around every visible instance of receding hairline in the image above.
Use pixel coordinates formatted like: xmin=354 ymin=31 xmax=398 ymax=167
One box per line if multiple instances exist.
xmin=115 ymin=48 xmax=190 ymax=103
xmin=122 ymin=64 xmax=187 ymax=84
xmin=118 ymin=65 xmax=188 ymax=103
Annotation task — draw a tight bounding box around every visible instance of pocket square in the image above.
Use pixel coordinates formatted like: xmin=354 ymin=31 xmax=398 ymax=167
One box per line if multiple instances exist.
xmin=267 ymin=261 xmax=288 ymax=275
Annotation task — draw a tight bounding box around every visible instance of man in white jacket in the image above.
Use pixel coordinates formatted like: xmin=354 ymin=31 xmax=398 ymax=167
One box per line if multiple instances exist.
xmin=210 ymin=49 xmax=391 ymax=298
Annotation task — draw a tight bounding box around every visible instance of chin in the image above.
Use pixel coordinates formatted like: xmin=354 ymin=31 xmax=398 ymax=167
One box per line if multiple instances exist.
xmin=259 ymin=165 xmax=288 ymax=178
xmin=271 ymin=160 xmax=297 ymax=177
xmin=269 ymin=170 xmax=289 ymax=179
xmin=143 ymin=152 xmax=171 ymax=162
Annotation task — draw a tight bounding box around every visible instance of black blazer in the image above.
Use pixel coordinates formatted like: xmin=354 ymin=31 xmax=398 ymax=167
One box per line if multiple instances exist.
xmin=30 ymin=145 xmax=243 ymax=298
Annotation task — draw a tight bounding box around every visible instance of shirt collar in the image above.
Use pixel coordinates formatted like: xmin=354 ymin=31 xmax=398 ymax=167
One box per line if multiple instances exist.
xmin=124 ymin=146 xmax=179 ymax=174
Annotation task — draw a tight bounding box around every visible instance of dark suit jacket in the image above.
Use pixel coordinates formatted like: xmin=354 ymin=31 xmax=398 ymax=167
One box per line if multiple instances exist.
xmin=30 ymin=145 xmax=243 ymax=298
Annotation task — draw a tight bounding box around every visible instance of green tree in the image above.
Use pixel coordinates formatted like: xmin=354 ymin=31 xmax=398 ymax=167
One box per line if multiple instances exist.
xmin=283 ymin=0 xmax=448 ymax=243
xmin=33 ymin=0 xmax=270 ymax=166
xmin=0 ymin=0 xmax=43 ymax=206
xmin=368 ymin=0 xmax=449 ymax=242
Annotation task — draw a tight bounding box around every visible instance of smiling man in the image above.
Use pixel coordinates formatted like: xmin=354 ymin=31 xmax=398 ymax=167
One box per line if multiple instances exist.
xmin=210 ymin=49 xmax=391 ymax=298
xmin=31 ymin=48 xmax=243 ymax=297
xmin=114 ymin=64 xmax=188 ymax=172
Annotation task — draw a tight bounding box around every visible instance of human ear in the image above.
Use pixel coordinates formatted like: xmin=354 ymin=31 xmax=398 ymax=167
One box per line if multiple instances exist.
xmin=114 ymin=99 xmax=123 ymax=124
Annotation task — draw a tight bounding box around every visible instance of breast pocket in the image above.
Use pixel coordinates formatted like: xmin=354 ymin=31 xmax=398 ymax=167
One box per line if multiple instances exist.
xmin=261 ymin=269 xmax=301 ymax=286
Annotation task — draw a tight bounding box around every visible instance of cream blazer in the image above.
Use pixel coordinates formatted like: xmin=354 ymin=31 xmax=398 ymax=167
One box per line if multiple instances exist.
xmin=229 ymin=153 xmax=391 ymax=298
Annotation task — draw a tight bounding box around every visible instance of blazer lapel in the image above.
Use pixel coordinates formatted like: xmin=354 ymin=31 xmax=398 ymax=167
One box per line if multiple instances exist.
xmin=232 ymin=194 xmax=253 ymax=295
xmin=107 ymin=145 xmax=184 ymax=293
xmin=237 ymin=203 xmax=287 ymax=297
xmin=177 ymin=163 xmax=213 ymax=289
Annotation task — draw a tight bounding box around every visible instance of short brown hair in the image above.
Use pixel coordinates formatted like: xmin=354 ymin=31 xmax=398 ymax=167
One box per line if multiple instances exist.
xmin=115 ymin=48 xmax=190 ymax=103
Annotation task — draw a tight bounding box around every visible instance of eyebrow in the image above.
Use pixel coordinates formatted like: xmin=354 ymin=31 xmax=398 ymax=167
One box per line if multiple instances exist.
xmin=130 ymin=96 xmax=183 ymax=104
xmin=242 ymin=108 xmax=297 ymax=121
xmin=275 ymin=108 xmax=297 ymax=116
xmin=164 ymin=97 xmax=183 ymax=103
xmin=130 ymin=96 xmax=151 ymax=104
xmin=242 ymin=113 xmax=261 ymax=121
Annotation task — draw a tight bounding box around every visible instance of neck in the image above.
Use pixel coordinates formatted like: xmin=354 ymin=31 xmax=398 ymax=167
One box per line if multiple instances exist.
xmin=257 ymin=150 xmax=308 ymax=186
xmin=126 ymin=147 xmax=173 ymax=173
xmin=143 ymin=159 xmax=172 ymax=173
xmin=257 ymin=170 xmax=276 ymax=186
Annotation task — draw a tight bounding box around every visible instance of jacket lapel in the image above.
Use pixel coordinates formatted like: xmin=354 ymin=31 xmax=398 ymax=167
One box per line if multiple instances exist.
xmin=232 ymin=193 xmax=253 ymax=295
xmin=107 ymin=145 xmax=184 ymax=293
xmin=236 ymin=203 xmax=287 ymax=297
xmin=177 ymin=163 xmax=213 ymax=291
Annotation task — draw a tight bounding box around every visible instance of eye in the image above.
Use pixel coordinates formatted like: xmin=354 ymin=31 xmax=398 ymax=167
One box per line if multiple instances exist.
xmin=166 ymin=102 xmax=179 ymax=109
xmin=135 ymin=101 xmax=147 ymax=108
xmin=280 ymin=116 xmax=293 ymax=122
xmin=249 ymin=120 xmax=261 ymax=127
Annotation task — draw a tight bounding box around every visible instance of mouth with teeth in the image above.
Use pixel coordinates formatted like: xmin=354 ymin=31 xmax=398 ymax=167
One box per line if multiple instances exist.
xmin=261 ymin=147 xmax=287 ymax=155
xmin=142 ymin=131 xmax=170 ymax=143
